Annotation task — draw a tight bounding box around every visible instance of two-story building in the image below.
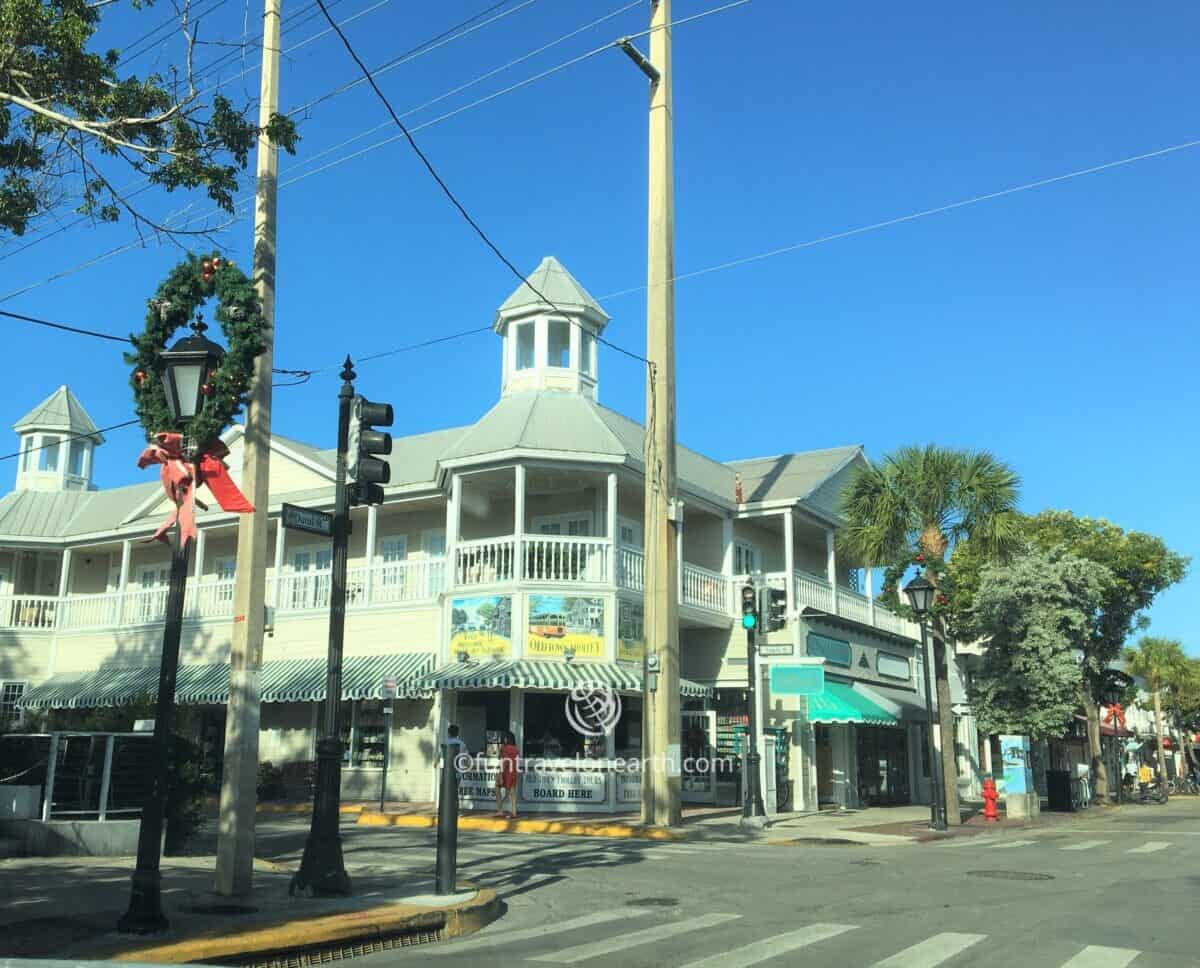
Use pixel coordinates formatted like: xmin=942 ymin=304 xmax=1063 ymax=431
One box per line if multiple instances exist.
xmin=1 ymin=257 xmax=972 ymax=814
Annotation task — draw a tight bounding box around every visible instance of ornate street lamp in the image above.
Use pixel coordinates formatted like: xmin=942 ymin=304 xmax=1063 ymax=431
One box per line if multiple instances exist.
xmin=904 ymin=573 xmax=947 ymax=832
xmin=119 ymin=317 xmax=224 ymax=934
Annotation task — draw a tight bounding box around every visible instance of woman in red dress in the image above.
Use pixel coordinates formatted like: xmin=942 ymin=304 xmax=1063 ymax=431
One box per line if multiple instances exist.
xmin=495 ymin=731 xmax=519 ymax=818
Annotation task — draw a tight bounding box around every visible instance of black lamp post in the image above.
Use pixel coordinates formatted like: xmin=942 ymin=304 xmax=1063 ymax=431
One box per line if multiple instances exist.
xmin=904 ymin=573 xmax=947 ymax=832
xmin=119 ymin=318 xmax=225 ymax=934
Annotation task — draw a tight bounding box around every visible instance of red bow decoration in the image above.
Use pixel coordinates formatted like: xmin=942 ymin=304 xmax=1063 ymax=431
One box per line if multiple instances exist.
xmin=137 ymin=432 xmax=254 ymax=544
xmin=1104 ymin=704 xmax=1126 ymax=730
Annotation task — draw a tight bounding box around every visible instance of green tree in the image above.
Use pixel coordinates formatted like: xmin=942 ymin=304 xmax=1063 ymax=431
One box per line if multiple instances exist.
xmin=1 ymin=0 xmax=298 ymax=237
xmin=1161 ymin=658 xmax=1200 ymax=778
xmin=840 ymin=445 xmax=1021 ymax=824
xmin=1024 ymin=511 xmax=1189 ymax=799
xmin=1124 ymin=637 xmax=1188 ymax=795
xmin=968 ymin=549 xmax=1110 ymax=738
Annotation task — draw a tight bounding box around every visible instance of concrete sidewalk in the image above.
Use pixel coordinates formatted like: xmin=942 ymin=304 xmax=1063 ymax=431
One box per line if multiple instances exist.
xmin=0 ymin=855 xmax=499 ymax=963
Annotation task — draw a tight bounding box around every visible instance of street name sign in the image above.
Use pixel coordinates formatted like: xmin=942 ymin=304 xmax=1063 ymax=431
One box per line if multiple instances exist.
xmin=769 ymin=664 xmax=825 ymax=696
xmin=758 ymin=644 xmax=794 ymax=657
xmin=281 ymin=502 xmax=333 ymax=537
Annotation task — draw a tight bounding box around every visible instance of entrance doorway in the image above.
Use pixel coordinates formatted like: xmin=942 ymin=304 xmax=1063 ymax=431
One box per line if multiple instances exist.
xmin=856 ymin=726 xmax=910 ymax=805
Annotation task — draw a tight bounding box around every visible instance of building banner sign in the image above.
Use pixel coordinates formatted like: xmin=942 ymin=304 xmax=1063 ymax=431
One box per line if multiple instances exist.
xmin=450 ymin=595 xmax=513 ymax=659
xmin=521 ymin=768 xmax=608 ymax=804
xmin=527 ymin=595 xmax=605 ymax=659
xmin=1000 ymin=734 xmax=1033 ymax=796
xmin=457 ymin=763 xmax=501 ymax=803
xmin=615 ymin=771 xmax=641 ymax=804
xmin=617 ymin=601 xmax=645 ymax=664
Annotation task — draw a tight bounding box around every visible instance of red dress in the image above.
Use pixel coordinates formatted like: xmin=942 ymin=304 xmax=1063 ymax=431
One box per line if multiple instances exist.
xmin=499 ymin=743 xmax=519 ymax=789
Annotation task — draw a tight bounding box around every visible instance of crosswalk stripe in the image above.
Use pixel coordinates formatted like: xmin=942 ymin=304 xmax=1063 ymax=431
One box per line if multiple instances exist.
xmin=1127 ymin=841 xmax=1170 ymax=853
xmin=1059 ymin=945 xmax=1141 ymax=967
xmin=679 ymin=922 xmax=859 ymax=968
xmin=872 ymin=932 xmax=986 ymax=967
xmin=1061 ymin=840 xmax=1111 ymax=851
xmin=987 ymin=840 xmax=1036 ymax=850
xmin=424 ymin=908 xmax=654 ymax=955
xmin=529 ymin=912 xmax=742 ymax=964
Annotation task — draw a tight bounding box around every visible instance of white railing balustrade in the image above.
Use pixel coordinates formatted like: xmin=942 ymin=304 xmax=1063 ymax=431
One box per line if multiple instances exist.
xmin=187 ymin=579 xmax=238 ymax=620
xmin=455 ymin=537 xmax=516 ymax=586
xmin=837 ymin=587 xmax=874 ymax=627
xmin=57 ymin=592 xmax=121 ymax=631
xmin=522 ymin=535 xmax=609 ymax=583
xmin=0 ymin=595 xmax=59 ymax=630
xmin=275 ymin=570 xmax=333 ymax=612
xmin=370 ymin=558 xmax=446 ymax=604
xmin=682 ymin=563 xmax=729 ymax=614
xmin=616 ymin=546 xmax=645 ymax=592
xmin=121 ymin=586 xmax=170 ymax=626
xmin=793 ymin=570 xmax=835 ymax=614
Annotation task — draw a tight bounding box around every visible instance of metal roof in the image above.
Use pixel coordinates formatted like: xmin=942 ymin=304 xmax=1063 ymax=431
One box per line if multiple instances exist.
xmin=14 ymin=386 xmax=105 ymax=442
xmin=0 ymin=489 xmax=96 ymax=538
xmin=727 ymin=445 xmax=865 ymax=506
xmin=496 ymin=256 xmax=609 ymax=324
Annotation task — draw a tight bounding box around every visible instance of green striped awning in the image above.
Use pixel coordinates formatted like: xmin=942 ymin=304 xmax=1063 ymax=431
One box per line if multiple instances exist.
xmin=419 ymin=660 xmax=713 ymax=699
xmin=806 ymin=681 xmax=898 ymax=727
xmin=18 ymin=653 xmax=436 ymax=709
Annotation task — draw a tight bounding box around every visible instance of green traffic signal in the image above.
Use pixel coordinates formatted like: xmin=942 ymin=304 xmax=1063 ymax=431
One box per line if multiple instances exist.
xmin=742 ymin=613 xmax=757 ymax=630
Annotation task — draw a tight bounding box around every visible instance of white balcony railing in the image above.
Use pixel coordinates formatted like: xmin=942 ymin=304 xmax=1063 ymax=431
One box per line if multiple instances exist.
xmin=455 ymin=537 xmax=517 ymax=587
xmin=616 ymin=546 xmax=645 ymax=592
xmin=682 ymin=562 xmax=728 ymax=614
xmin=0 ymin=595 xmax=59 ymax=630
xmin=523 ymin=535 xmax=609 ymax=583
xmin=793 ymin=570 xmax=835 ymax=614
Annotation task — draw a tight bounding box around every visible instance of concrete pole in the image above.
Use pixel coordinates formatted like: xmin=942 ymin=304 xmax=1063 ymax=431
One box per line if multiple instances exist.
xmin=825 ymin=529 xmax=838 ymax=615
xmin=640 ymin=0 xmax=681 ymax=828
xmin=215 ymin=0 xmax=282 ymax=897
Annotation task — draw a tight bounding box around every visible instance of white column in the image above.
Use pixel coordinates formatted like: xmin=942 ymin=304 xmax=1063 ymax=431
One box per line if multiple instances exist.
xmin=782 ymin=512 xmax=795 ymax=613
xmin=272 ymin=519 xmax=286 ymax=613
xmin=447 ymin=474 xmax=462 ymax=585
xmin=606 ymin=472 xmax=617 ymax=585
xmin=514 ymin=464 xmax=526 ymax=579
xmin=825 ymin=529 xmax=838 ymax=615
xmin=57 ymin=547 xmax=72 ymax=598
xmin=194 ymin=528 xmax=207 ymax=582
xmin=569 ymin=320 xmax=581 ymax=372
xmin=865 ymin=565 xmax=875 ymax=625
xmin=116 ymin=539 xmax=132 ymax=625
xmin=675 ymin=508 xmax=684 ymax=606
xmin=364 ymin=505 xmax=378 ymax=606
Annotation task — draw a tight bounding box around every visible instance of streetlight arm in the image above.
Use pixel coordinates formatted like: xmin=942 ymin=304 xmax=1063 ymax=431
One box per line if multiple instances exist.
xmin=616 ymin=38 xmax=661 ymax=82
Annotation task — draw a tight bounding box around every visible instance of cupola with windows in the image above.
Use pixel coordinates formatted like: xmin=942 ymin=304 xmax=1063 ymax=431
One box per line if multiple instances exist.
xmin=12 ymin=386 xmax=104 ymax=492
xmin=495 ymin=256 xmax=609 ymax=400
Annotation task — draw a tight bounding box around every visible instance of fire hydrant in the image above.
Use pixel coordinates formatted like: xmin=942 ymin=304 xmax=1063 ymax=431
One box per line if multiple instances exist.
xmin=982 ymin=778 xmax=999 ymax=823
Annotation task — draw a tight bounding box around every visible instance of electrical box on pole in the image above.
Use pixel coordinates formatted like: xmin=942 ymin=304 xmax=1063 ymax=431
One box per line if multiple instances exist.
xmin=347 ymin=395 xmax=393 ymax=507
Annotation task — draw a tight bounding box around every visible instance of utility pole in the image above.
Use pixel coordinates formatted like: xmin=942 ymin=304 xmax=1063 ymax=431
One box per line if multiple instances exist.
xmin=215 ymin=0 xmax=282 ymax=898
xmin=632 ymin=0 xmax=680 ymax=828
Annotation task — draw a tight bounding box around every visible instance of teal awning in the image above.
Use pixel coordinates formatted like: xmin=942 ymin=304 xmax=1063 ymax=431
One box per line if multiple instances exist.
xmin=421 ymin=660 xmax=713 ymax=699
xmin=806 ymin=681 xmax=898 ymax=726
xmin=18 ymin=653 xmax=435 ymax=709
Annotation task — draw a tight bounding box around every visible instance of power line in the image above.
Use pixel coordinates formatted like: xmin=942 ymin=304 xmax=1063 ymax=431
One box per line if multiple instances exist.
xmin=596 ymin=138 xmax=1200 ymax=300
xmin=0 ymin=309 xmax=130 ymax=344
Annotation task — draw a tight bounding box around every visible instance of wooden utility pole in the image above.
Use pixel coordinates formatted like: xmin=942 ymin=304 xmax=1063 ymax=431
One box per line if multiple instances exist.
xmin=215 ymin=0 xmax=282 ymax=897
xmin=639 ymin=0 xmax=681 ymax=828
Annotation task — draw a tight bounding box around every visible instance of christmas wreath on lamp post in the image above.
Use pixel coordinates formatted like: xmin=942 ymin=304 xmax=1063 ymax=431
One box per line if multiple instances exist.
xmin=127 ymin=252 xmax=264 ymax=542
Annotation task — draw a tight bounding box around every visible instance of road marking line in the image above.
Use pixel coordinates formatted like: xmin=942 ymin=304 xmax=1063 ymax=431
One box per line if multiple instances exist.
xmin=872 ymin=932 xmax=987 ymax=967
xmin=425 ymin=908 xmax=653 ymax=955
xmin=679 ymin=923 xmax=859 ymax=968
xmin=529 ymin=912 xmax=742 ymax=964
xmin=1058 ymin=944 xmax=1141 ymax=967
xmin=1127 ymin=841 xmax=1170 ymax=853
xmin=1061 ymin=840 xmax=1111 ymax=851
xmin=987 ymin=840 xmax=1036 ymax=849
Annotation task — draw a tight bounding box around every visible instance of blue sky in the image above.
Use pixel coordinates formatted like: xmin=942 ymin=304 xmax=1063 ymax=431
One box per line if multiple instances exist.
xmin=2 ymin=1 xmax=1196 ymax=648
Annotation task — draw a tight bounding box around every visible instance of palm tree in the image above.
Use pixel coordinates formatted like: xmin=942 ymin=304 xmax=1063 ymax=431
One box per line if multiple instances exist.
xmin=840 ymin=445 xmax=1021 ymax=825
xmin=1124 ymin=637 xmax=1187 ymax=795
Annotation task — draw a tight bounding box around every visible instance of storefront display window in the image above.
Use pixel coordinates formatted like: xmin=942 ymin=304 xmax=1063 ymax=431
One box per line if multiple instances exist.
xmin=615 ymin=696 xmax=642 ymax=758
xmin=523 ymin=692 xmax=604 ymax=759
xmin=455 ymin=690 xmax=510 ymax=755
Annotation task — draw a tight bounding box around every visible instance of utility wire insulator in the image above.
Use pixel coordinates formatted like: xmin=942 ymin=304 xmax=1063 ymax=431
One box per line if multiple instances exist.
xmin=616 ymin=37 xmax=660 ymax=82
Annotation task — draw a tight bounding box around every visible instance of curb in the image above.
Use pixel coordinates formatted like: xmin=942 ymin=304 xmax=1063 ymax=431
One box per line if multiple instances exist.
xmin=253 ymin=802 xmax=366 ymax=816
xmin=105 ymin=882 xmax=500 ymax=964
xmin=357 ymin=811 xmax=682 ymax=841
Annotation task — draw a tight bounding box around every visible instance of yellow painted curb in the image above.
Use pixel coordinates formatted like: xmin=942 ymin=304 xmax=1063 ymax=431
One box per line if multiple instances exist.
xmin=108 ymin=882 xmax=499 ymax=964
xmin=357 ymin=810 xmax=682 ymax=841
xmin=254 ymin=802 xmax=366 ymax=815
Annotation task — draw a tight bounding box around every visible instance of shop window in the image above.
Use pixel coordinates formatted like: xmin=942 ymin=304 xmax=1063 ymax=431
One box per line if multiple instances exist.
xmin=68 ymin=439 xmax=86 ymax=476
xmin=877 ymin=652 xmax=910 ymax=681
xmin=523 ymin=692 xmax=603 ymax=760
xmin=547 ymin=319 xmax=570 ymax=368
xmin=346 ymin=701 xmax=389 ymax=768
xmin=0 ymin=681 xmax=27 ymax=725
xmin=614 ymin=696 xmax=642 ymax=758
xmin=38 ymin=435 xmax=60 ymax=472
xmin=455 ymin=691 xmax=511 ymax=755
xmin=807 ymin=632 xmax=851 ymax=667
xmin=515 ymin=323 xmax=535 ymax=370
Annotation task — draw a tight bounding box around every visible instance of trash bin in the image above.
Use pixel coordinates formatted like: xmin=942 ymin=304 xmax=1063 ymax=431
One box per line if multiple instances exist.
xmin=1046 ymin=769 xmax=1073 ymax=812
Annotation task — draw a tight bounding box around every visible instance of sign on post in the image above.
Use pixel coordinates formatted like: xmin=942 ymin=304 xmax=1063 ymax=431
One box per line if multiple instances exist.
xmin=281 ymin=502 xmax=333 ymax=537
xmin=381 ymin=677 xmax=397 ymax=701
xmin=769 ymin=663 xmax=825 ymax=696
xmin=758 ymin=644 xmax=794 ymax=657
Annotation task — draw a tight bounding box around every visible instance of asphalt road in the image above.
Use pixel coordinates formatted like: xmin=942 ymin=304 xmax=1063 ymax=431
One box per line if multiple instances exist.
xmin=250 ymin=799 xmax=1200 ymax=968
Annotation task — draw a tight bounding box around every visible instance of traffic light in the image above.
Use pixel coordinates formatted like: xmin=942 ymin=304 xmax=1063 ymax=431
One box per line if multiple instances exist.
xmin=740 ymin=583 xmax=757 ymax=631
xmin=765 ymin=587 xmax=788 ymax=632
xmin=347 ymin=395 xmax=393 ymax=506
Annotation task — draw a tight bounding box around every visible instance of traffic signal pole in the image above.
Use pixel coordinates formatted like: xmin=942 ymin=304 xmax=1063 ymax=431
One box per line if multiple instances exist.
xmin=740 ymin=582 xmax=767 ymax=824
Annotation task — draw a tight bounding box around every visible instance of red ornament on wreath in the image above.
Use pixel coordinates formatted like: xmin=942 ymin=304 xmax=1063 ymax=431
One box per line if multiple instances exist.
xmin=135 ymin=370 xmax=148 ymax=386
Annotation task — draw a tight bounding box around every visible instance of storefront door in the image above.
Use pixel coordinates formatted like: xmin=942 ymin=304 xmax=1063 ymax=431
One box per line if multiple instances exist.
xmin=682 ymin=711 xmax=717 ymax=804
xmin=856 ymin=726 xmax=910 ymax=805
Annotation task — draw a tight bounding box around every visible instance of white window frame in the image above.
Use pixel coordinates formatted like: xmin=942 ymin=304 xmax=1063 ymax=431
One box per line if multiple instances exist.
xmin=734 ymin=541 xmax=761 ymax=575
xmin=213 ymin=556 xmax=237 ymax=581
xmin=514 ymin=321 xmax=536 ymax=371
xmin=19 ymin=437 xmax=32 ymax=472
xmin=67 ymin=439 xmax=86 ymax=477
xmin=532 ymin=512 xmax=594 ymax=537
xmin=38 ymin=434 xmax=61 ymax=473
xmin=0 ymin=680 xmax=28 ymax=726
xmin=618 ymin=516 xmax=642 ymax=548
xmin=546 ymin=317 xmax=571 ymax=369
xmin=421 ymin=529 xmax=446 ymax=557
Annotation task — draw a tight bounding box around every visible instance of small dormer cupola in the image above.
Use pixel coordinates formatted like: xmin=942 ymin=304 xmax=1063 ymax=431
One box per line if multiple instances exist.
xmin=13 ymin=386 xmax=104 ymax=492
xmin=494 ymin=256 xmax=610 ymax=401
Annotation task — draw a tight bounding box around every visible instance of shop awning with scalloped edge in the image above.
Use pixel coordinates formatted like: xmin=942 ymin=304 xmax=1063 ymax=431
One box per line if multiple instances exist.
xmin=420 ymin=660 xmax=713 ymax=699
xmin=806 ymin=681 xmax=899 ymax=726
